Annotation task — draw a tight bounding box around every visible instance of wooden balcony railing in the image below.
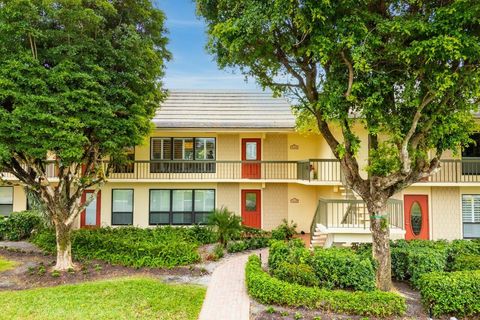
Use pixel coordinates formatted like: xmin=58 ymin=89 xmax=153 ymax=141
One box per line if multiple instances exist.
xmin=2 ymin=159 xmax=480 ymax=183
xmin=310 ymin=198 xmax=404 ymax=234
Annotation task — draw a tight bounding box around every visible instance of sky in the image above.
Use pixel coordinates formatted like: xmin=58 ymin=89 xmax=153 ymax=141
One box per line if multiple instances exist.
xmin=154 ymin=0 xmax=261 ymax=90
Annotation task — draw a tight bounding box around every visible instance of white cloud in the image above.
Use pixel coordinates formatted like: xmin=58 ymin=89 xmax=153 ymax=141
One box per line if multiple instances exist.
xmin=167 ymin=19 xmax=203 ymax=28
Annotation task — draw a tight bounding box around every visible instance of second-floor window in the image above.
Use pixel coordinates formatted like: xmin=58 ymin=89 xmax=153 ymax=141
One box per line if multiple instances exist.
xmin=150 ymin=137 xmax=216 ymax=173
xmin=462 ymin=133 xmax=480 ymax=175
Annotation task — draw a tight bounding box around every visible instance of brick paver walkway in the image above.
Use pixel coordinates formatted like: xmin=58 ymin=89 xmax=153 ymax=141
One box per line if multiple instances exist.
xmin=198 ymin=249 xmax=268 ymax=320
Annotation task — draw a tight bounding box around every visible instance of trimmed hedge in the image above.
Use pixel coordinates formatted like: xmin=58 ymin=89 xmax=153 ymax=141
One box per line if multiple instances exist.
xmin=0 ymin=211 xmax=44 ymax=241
xmin=31 ymin=226 xmax=217 ymax=268
xmin=310 ymin=247 xmax=376 ymax=291
xmin=419 ymin=270 xmax=480 ymax=317
xmin=246 ymin=255 xmax=406 ymax=317
xmin=451 ymin=254 xmax=480 ymax=271
xmin=391 ymin=241 xmax=448 ymax=287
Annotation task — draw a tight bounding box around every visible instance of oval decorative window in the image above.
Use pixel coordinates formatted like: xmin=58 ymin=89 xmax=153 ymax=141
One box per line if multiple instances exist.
xmin=410 ymin=202 xmax=422 ymax=236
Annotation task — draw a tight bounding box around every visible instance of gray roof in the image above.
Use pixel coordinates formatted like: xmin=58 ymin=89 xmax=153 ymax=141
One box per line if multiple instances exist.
xmin=153 ymin=90 xmax=296 ymax=129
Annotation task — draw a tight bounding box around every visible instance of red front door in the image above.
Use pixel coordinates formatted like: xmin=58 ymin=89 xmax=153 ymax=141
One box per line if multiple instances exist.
xmin=404 ymin=195 xmax=429 ymax=240
xmin=241 ymin=190 xmax=261 ymax=228
xmin=80 ymin=191 xmax=101 ymax=228
xmin=242 ymin=138 xmax=261 ymax=179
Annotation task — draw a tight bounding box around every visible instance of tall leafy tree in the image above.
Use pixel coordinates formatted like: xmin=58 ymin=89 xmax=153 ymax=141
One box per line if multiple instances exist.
xmin=0 ymin=0 xmax=169 ymax=270
xmin=197 ymin=0 xmax=480 ymax=290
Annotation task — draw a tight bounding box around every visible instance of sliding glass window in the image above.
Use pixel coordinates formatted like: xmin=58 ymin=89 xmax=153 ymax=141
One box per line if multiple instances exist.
xmin=0 ymin=187 xmax=13 ymax=217
xmin=149 ymin=189 xmax=215 ymax=225
xmin=112 ymin=189 xmax=133 ymax=225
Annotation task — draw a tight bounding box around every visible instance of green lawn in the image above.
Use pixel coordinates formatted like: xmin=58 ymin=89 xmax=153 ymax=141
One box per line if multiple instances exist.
xmin=0 ymin=277 xmax=206 ymax=320
xmin=0 ymin=256 xmax=16 ymax=272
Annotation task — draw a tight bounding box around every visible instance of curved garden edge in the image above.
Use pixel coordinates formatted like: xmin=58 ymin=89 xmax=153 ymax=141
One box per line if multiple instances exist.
xmin=246 ymin=255 xmax=407 ymax=318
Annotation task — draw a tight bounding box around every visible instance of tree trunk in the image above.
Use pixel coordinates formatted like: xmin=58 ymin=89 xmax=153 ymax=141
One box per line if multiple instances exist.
xmin=54 ymin=220 xmax=74 ymax=271
xmin=368 ymin=201 xmax=393 ymax=291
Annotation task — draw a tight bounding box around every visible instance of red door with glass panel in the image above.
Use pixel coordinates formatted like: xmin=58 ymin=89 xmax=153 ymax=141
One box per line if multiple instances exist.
xmin=242 ymin=139 xmax=261 ymax=179
xmin=404 ymin=195 xmax=429 ymax=240
xmin=80 ymin=191 xmax=101 ymax=228
xmin=241 ymin=190 xmax=261 ymax=228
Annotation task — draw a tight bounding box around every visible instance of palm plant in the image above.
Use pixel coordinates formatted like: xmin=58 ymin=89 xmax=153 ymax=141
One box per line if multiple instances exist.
xmin=208 ymin=207 xmax=242 ymax=247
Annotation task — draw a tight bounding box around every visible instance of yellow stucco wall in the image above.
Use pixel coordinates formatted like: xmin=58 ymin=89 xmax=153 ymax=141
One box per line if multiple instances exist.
xmin=430 ymin=187 xmax=461 ymax=240
xmin=262 ymin=183 xmax=288 ymax=230
xmin=216 ymin=183 xmax=240 ymax=214
xmin=264 ymin=134 xmax=288 ymax=161
xmin=217 ymin=134 xmax=240 ymax=160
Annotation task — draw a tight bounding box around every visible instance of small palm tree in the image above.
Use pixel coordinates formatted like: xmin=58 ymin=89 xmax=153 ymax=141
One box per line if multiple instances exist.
xmin=208 ymin=207 xmax=242 ymax=247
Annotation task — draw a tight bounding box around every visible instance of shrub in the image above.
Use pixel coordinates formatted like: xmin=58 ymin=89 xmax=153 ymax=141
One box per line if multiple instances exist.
xmin=208 ymin=207 xmax=242 ymax=247
xmin=246 ymin=255 xmax=406 ymax=317
xmin=268 ymin=239 xmax=308 ymax=271
xmin=213 ymin=243 xmax=224 ymax=259
xmin=419 ymin=270 xmax=480 ymax=317
xmin=0 ymin=211 xmax=44 ymax=241
xmin=226 ymin=237 xmax=270 ymax=253
xmin=31 ymin=227 xmax=202 ymax=268
xmin=185 ymin=224 xmax=217 ymax=245
xmin=309 ymin=248 xmax=376 ymax=291
xmin=271 ymin=219 xmax=297 ymax=241
xmin=407 ymin=248 xmax=447 ymax=288
xmin=241 ymin=226 xmax=270 ymax=239
xmin=272 ymin=261 xmax=318 ymax=287
xmin=227 ymin=240 xmax=248 ymax=253
xmin=446 ymin=239 xmax=480 ymax=270
xmin=390 ymin=241 xmax=448 ymax=287
xmin=451 ymin=254 xmax=480 ymax=271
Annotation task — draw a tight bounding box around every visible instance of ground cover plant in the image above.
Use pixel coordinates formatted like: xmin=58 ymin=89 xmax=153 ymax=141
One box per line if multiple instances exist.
xmin=31 ymin=226 xmax=217 ymax=268
xmin=0 ymin=256 xmax=16 ymax=272
xmin=0 ymin=277 xmax=205 ymax=320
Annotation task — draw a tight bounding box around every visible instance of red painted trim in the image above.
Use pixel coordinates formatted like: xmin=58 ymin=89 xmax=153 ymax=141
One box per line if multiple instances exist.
xmin=80 ymin=190 xmax=101 ymax=228
xmin=404 ymin=194 xmax=429 ymax=240
xmin=241 ymin=189 xmax=261 ymax=228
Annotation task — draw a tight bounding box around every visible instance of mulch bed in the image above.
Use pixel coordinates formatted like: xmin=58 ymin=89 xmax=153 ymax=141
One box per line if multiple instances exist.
xmin=250 ymin=281 xmax=433 ymax=320
xmin=0 ymin=248 xmax=209 ymax=291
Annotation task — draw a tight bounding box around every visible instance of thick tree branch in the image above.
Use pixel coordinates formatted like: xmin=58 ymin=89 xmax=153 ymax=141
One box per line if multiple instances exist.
xmin=400 ymin=92 xmax=435 ymax=173
xmin=340 ymin=50 xmax=354 ymax=97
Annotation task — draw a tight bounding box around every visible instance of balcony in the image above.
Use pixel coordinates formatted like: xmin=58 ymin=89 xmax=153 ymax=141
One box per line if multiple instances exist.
xmin=3 ymin=159 xmax=480 ymax=184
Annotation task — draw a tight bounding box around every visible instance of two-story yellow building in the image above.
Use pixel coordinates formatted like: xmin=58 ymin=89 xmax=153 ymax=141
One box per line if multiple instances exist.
xmin=1 ymin=90 xmax=479 ymax=246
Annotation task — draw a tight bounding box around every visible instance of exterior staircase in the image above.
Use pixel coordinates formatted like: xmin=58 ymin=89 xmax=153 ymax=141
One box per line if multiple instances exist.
xmin=310 ymin=224 xmax=329 ymax=248
xmin=309 ymin=188 xmax=404 ymax=249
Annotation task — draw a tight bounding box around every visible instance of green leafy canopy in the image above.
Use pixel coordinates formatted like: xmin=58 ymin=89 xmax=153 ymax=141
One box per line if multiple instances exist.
xmin=197 ymin=0 xmax=480 ymax=195
xmin=0 ymin=0 xmax=170 ymax=165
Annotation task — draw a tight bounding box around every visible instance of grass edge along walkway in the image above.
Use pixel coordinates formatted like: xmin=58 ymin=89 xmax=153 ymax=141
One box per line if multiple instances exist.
xmin=0 ymin=276 xmax=206 ymax=320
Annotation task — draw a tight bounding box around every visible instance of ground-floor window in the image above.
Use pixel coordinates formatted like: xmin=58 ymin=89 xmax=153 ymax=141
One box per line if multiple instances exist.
xmin=0 ymin=186 xmax=13 ymax=217
xmin=149 ymin=189 xmax=215 ymax=225
xmin=112 ymin=189 xmax=133 ymax=225
xmin=461 ymin=194 xmax=480 ymax=238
